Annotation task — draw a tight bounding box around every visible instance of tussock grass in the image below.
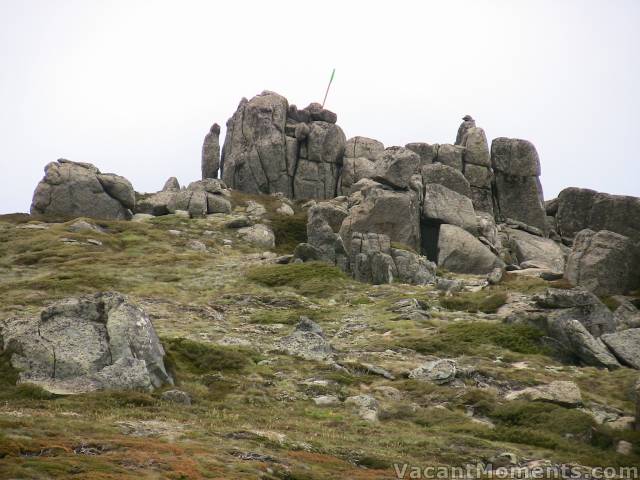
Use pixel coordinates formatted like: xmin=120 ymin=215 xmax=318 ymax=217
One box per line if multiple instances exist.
xmin=440 ymin=290 xmax=508 ymax=313
xmin=395 ymin=321 xmax=549 ymax=357
xmin=246 ymin=262 xmax=351 ymax=297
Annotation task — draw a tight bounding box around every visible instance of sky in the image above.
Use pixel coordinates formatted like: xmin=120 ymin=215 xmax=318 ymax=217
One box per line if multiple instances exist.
xmin=0 ymin=0 xmax=638 ymax=214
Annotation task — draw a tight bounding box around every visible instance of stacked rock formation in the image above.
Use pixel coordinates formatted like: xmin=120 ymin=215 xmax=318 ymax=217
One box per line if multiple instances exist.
xmin=202 ymin=123 xmax=221 ymax=179
xmin=220 ymin=91 xmax=346 ymax=200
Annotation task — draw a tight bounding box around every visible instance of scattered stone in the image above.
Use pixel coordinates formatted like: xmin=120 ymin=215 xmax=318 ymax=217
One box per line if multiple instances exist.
xmin=313 ymin=395 xmax=340 ymax=407
xmin=345 ymin=394 xmax=379 ymax=422
xmin=67 ymin=219 xmax=104 ymax=233
xmin=505 ymin=381 xmax=582 ymax=407
xmin=409 ymin=359 xmax=457 ymax=384
xmin=161 ymin=389 xmax=192 ymax=405
xmin=388 ymin=298 xmax=430 ymax=321
xmin=276 ymin=203 xmax=294 ymax=216
xmin=616 ymin=440 xmax=633 ymax=456
xmin=186 ymin=240 xmax=207 ymax=252
xmin=131 ymin=213 xmax=154 ymax=222
xmin=238 ymin=224 xmax=275 ymax=249
xmin=167 ymin=229 xmax=182 ymax=236
xmin=487 ymin=267 xmax=504 ymax=285
xmin=277 ymin=318 xmax=332 ymax=361
xmin=246 ymin=201 xmax=267 ymax=219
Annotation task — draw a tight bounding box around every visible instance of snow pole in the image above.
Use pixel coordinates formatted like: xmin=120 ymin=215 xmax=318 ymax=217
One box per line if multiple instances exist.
xmin=321 ymin=68 xmax=336 ymax=108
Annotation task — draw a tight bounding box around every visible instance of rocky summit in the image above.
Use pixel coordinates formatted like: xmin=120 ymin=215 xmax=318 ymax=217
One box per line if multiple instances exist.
xmin=1 ymin=91 xmax=639 ymax=478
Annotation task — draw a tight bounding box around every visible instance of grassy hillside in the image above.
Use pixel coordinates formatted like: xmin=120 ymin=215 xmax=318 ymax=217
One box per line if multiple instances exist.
xmin=0 ymin=206 xmax=638 ymax=480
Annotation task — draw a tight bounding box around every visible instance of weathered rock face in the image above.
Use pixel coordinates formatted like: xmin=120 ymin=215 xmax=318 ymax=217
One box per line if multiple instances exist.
xmin=348 ymin=232 xmax=435 ymax=285
xmin=555 ymin=187 xmax=640 ymax=242
xmin=405 ymin=142 xmax=437 ymax=168
xmin=0 ymin=293 xmax=173 ymax=394
xmin=162 ymin=177 xmax=180 ymax=191
xmin=302 ymin=201 xmax=349 ymax=270
xmin=501 ymin=228 xmax=566 ymax=273
xmin=565 ymin=229 xmax=640 ymax=296
xmin=202 ymin=123 xmax=221 ymax=179
xmin=344 ymin=136 xmax=384 ymax=161
xmin=339 ymin=182 xmax=421 ymax=253
xmin=455 ymin=115 xmax=476 ymax=146
xmin=601 ymin=329 xmax=640 ymax=369
xmin=461 ymin=126 xmax=493 ymax=214
xmin=422 ymin=184 xmax=478 ymax=233
xmin=491 ymin=138 xmax=546 ymax=233
xmin=505 ymin=381 xmax=582 ymax=407
xmin=436 ymin=224 xmax=503 ymax=274
xmin=372 ymin=147 xmax=421 ymax=190
xmin=338 ymin=157 xmax=376 ymax=196
xmin=421 ymin=163 xmax=471 ymax=198
xmin=221 ymin=91 xmax=345 ymax=200
xmin=31 ymin=159 xmax=135 ymax=220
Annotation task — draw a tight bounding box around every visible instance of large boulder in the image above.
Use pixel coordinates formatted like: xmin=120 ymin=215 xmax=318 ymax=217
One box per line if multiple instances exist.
xmin=455 ymin=115 xmax=476 ymax=146
xmin=601 ymin=329 xmax=640 ymax=369
xmin=422 ymin=184 xmax=478 ymax=233
xmin=303 ymin=202 xmax=349 ymax=270
xmin=461 ymin=127 xmax=490 ymax=167
xmin=434 ymin=144 xmax=464 ymax=171
xmin=221 ymin=92 xmax=291 ymax=196
xmin=372 ymin=147 xmax=421 ymax=190
xmin=338 ymin=157 xmax=376 ymax=196
xmin=436 ymin=224 xmax=503 ymax=274
xmin=339 ymin=183 xmax=421 ymax=253
xmin=31 ymin=159 xmax=135 ymax=220
xmin=491 ymin=138 xmax=546 ymax=233
xmin=501 ymin=227 xmax=566 ymax=273
xmin=421 ymin=163 xmax=471 ymax=198
xmin=0 ymin=293 xmax=173 ymax=394
xmin=202 ymin=123 xmax=221 ymax=179
xmin=555 ymin=187 xmax=640 ymax=241
xmin=565 ymin=229 xmax=640 ymax=296
xmin=405 ymin=142 xmax=438 ymax=168
xmin=546 ymin=317 xmax=620 ymax=370
xmin=344 ymin=136 xmax=384 ymax=161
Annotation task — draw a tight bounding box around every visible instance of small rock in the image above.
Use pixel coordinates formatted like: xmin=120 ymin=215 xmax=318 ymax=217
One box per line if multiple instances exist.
xmin=487 ymin=267 xmax=504 ymax=285
xmin=616 ymin=440 xmax=633 ymax=455
xmin=174 ymin=210 xmax=190 ymax=218
xmin=505 ymin=381 xmax=582 ymax=407
xmin=131 ymin=213 xmax=154 ymax=222
xmin=409 ymin=359 xmax=457 ymax=384
xmin=67 ymin=219 xmax=104 ymax=233
xmin=186 ymin=239 xmax=207 ymax=252
xmin=606 ymin=416 xmax=635 ymax=431
xmin=313 ymin=395 xmax=340 ymax=407
xmin=373 ymin=385 xmax=402 ymax=401
xmin=223 ymin=239 xmax=233 ymax=245
xmin=276 ymin=203 xmax=294 ymax=216
xmin=238 ymin=224 xmax=275 ymax=249
xmin=246 ymin=201 xmax=267 ymax=218
xmin=167 ymin=230 xmax=182 ymax=236
xmin=226 ymin=216 xmax=252 ymax=229
xmin=86 ymin=238 xmax=102 ymax=246
xmin=161 ymin=389 xmax=191 ymax=405
xmin=273 ymin=255 xmax=293 ymax=264
xmin=345 ymin=394 xmax=379 ymax=422
xmin=436 ymin=278 xmax=464 ymax=294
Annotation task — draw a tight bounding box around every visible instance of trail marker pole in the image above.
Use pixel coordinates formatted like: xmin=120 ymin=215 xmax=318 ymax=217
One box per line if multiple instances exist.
xmin=321 ymin=68 xmax=336 ymax=108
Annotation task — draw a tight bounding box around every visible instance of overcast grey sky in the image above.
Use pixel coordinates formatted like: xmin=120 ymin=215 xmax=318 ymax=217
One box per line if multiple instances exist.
xmin=1 ymin=0 xmax=638 ymax=214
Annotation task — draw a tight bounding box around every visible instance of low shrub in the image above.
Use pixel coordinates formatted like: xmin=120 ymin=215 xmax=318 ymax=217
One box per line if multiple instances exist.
xmin=163 ymin=337 xmax=259 ymax=376
xmin=440 ymin=290 xmax=508 ymax=313
xmin=269 ymin=212 xmax=308 ymax=254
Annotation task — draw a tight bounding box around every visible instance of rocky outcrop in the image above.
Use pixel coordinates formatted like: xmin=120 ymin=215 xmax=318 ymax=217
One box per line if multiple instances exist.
xmin=0 ymin=293 xmax=173 ymax=394
xmin=455 ymin=115 xmax=476 ymax=146
xmin=220 ymin=91 xmax=345 ymax=200
xmin=436 ymin=224 xmax=503 ymax=274
xmin=501 ymin=227 xmax=566 ymax=273
xmin=349 ymin=232 xmax=435 ymax=285
xmin=339 ymin=182 xmax=421 ymax=254
xmin=338 ymin=137 xmax=383 ymax=195
xmin=136 ymin=179 xmax=231 ymax=218
xmin=421 ymin=163 xmax=471 ymax=198
xmin=461 ymin=126 xmax=493 ymax=214
xmin=565 ymin=229 xmax=640 ymax=296
xmin=422 ymin=184 xmax=478 ymax=234
xmin=31 ymin=159 xmax=135 ymax=220
xmin=202 ymin=123 xmax=221 ymax=179
xmin=491 ymin=138 xmax=546 ymax=234
xmin=554 ymin=187 xmax=640 ymax=242
xmin=372 ymin=147 xmax=420 ymax=190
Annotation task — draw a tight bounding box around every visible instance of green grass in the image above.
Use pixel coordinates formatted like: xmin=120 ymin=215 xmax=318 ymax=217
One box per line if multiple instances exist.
xmin=440 ymin=290 xmax=508 ymax=313
xmin=246 ymin=262 xmax=351 ymax=297
xmin=163 ymin=337 xmax=260 ymax=376
xmin=269 ymin=213 xmax=308 ymax=254
xmin=395 ymin=321 xmax=550 ymax=357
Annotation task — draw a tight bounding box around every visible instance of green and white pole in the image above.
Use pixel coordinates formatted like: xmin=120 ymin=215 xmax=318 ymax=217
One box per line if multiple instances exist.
xmin=321 ymin=68 xmax=336 ymax=108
